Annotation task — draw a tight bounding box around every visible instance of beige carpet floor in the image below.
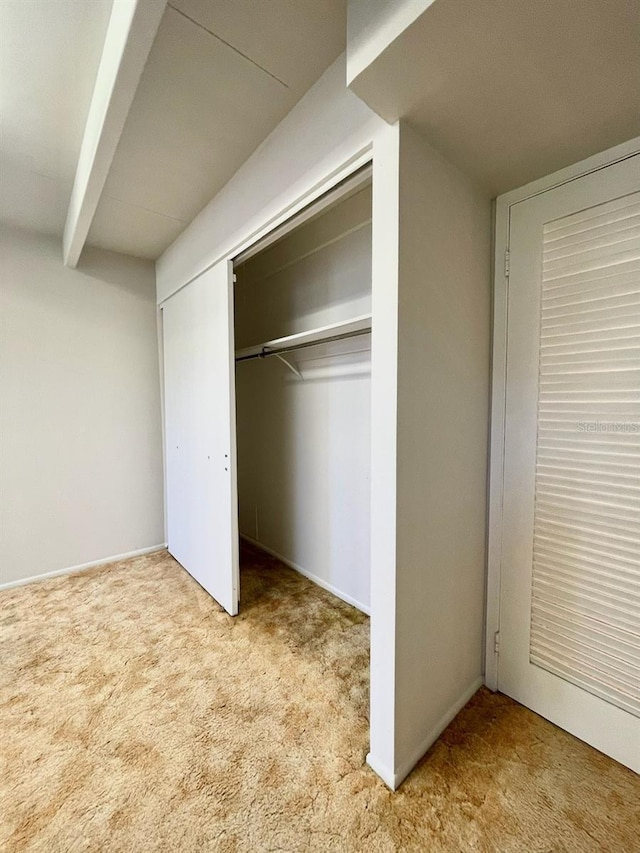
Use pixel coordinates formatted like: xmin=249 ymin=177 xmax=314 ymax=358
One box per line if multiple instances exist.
xmin=1 ymin=544 xmax=638 ymax=853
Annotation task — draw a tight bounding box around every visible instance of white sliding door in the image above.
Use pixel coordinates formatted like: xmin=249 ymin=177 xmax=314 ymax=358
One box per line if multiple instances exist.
xmin=162 ymin=260 xmax=239 ymax=615
xmin=499 ymin=153 xmax=640 ymax=771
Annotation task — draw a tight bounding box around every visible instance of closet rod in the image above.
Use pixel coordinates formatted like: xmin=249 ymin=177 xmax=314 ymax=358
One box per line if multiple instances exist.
xmin=235 ymin=327 xmax=371 ymax=363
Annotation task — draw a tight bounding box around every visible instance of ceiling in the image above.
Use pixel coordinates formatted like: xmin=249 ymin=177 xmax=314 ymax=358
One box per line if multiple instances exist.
xmin=349 ymin=0 xmax=640 ymax=196
xmin=86 ymin=0 xmax=346 ymax=259
xmin=2 ymin=0 xmax=638 ymax=262
xmin=0 ymin=0 xmax=113 ymax=236
xmin=0 ymin=0 xmax=346 ymax=260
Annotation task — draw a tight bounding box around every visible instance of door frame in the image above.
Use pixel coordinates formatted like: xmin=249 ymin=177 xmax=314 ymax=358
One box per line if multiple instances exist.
xmin=485 ymin=135 xmax=640 ymax=690
xmin=225 ymin=140 xmax=396 ymax=784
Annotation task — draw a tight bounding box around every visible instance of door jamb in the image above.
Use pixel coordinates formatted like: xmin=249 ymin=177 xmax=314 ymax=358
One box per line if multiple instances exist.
xmin=485 ymin=136 xmax=640 ymax=691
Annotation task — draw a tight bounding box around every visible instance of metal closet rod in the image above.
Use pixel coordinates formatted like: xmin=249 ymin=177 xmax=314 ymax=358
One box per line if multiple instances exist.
xmin=235 ymin=327 xmax=371 ymax=363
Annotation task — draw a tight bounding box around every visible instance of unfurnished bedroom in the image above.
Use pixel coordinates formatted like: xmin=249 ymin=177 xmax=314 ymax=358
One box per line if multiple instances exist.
xmin=1 ymin=1 xmax=638 ymax=850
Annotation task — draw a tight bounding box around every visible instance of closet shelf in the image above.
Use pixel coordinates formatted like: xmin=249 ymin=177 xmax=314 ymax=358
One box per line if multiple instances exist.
xmin=235 ymin=313 xmax=372 ymax=362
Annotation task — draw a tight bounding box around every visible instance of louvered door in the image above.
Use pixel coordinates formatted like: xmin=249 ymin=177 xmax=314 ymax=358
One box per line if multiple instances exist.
xmin=499 ymin=153 xmax=640 ymax=772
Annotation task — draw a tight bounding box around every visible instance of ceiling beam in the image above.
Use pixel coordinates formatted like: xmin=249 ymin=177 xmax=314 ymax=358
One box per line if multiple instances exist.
xmin=63 ymin=0 xmax=167 ymax=267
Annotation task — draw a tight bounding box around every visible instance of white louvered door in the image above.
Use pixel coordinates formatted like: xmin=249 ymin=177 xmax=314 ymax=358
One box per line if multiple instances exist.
xmin=499 ymin=153 xmax=640 ymax=772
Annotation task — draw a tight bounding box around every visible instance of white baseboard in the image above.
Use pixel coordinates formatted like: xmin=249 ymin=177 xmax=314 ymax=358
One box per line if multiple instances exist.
xmin=393 ymin=676 xmax=484 ymax=789
xmin=365 ymin=752 xmax=396 ymax=790
xmin=0 ymin=544 xmax=167 ymax=591
xmin=240 ymin=534 xmax=370 ymax=615
xmin=368 ymin=676 xmax=484 ymax=791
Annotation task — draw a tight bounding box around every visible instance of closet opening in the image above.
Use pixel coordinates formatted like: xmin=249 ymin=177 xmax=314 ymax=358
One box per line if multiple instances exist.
xmin=232 ymin=163 xmax=373 ymax=666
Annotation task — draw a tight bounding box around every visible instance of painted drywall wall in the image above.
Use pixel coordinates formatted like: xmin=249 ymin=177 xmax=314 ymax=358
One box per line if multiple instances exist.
xmin=235 ymin=188 xmax=372 ymax=612
xmin=0 ymin=225 xmax=164 ymax=586
xmin=155 ymin=54 xmax=385 ymax=302
xmin=393 ymin=122 xmax=491 ymax=779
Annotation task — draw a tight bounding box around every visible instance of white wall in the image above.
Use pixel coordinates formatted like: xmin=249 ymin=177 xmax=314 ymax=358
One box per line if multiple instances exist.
xmin=392 ymin=122 xmax=491 ymax=781
xmin=0 ymin=225 xmax=165 ymax=586
xmin=235 ymin=189 xmax=372 ymax=612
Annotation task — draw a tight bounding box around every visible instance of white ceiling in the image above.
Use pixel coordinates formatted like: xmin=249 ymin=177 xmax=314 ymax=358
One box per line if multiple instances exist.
xmin=86 ymin=0 xmax=347 ymax=259
xmin=0 ymin=0 xmax=113 ymax=236
xmin=0 ymin=0 xmax=346 ymax=259
xmin=3 ymin=0 xmax=637 ymax=262
xmin=350 ymin=0 xmax=640 ymax=195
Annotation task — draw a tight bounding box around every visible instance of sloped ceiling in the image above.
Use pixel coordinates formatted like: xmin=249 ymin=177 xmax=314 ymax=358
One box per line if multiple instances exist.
xmin=0 ymin=0 xmax=346 ymax=260
xmin=3 ymin=0 xmax=637 ymax=263
xmin=86 ymin=0 xmax=347 ymax=259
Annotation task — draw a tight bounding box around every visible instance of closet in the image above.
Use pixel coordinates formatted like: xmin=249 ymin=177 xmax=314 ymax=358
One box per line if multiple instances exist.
xmin=162 ymin=165 xmax=373 ymax=617
xmin=161 ymin=124 xmax=491 ymax=789
xmin=233 ymin=169 xmax=372 ymax=613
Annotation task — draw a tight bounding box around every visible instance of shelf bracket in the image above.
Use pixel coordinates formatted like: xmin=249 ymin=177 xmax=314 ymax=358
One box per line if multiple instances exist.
xmin=271 ymin=352 xmax=304 ymax=380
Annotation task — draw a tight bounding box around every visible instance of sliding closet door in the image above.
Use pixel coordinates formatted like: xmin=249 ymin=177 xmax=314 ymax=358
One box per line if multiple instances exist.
xmin=162 ymin=260 xmax=239 ymax=615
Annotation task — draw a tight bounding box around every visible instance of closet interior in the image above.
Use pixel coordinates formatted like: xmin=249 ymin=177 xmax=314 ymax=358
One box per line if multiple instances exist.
xmin=233 ymin=167 xmax=373 ymax=614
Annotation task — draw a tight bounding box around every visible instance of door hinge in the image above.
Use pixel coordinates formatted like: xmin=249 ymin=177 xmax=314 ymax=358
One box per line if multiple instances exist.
xmin=494 ymin=631 xmax=501 ymax=654
xmin=504 ymin=251 xmax=510 ymax=278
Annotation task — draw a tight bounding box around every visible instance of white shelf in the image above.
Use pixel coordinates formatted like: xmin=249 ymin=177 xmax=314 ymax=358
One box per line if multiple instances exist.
xmin=235 ymin=313 xmax=372 ymax=361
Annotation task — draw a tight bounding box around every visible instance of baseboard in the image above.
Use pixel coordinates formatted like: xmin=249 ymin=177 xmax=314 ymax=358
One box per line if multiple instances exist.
xmin=366 ymin=752 xmax=396 ymax=790
xmin=240 ymin=534 xmax=370 ymax=615
xmin=0 ymin=544 xmax=168 ymax=591
xmin=367 ymin=676 xmax=483 ymax=791
xmin=387 ymin=676 xmax=485 ymax=790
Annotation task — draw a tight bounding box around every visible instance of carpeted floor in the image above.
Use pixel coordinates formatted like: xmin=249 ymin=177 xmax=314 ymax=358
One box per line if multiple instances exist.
xmin=1 ymin=545 xmax=638 ymax=852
